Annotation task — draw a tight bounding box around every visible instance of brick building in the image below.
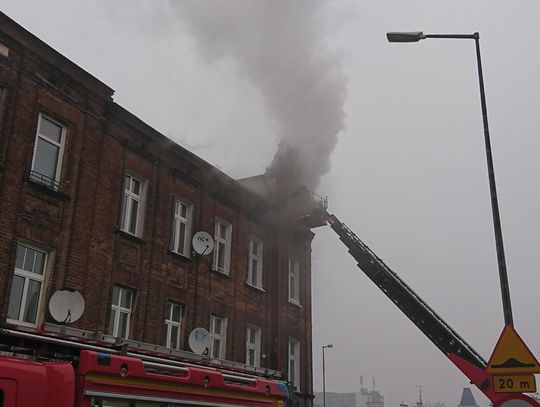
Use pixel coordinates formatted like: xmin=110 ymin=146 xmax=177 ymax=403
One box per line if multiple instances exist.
xmin=0 ymin=12 xmax=325 ymax=407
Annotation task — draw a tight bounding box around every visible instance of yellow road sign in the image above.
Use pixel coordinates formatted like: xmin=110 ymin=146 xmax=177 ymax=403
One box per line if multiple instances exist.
xmin=487 ymin=326 xmax=540 ymax=374
xmin=493 ymin=375 xmax=536 ymax=393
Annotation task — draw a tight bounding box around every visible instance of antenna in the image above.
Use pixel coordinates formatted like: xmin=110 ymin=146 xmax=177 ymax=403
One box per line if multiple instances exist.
xmin=48 ymin=290 xmax=85 ymax=324
xmin=188 ymin=327 xmax=211 ymax=355
xmin=192 ymin=231 xmax=214 ymax=255
xmin=417 ymin=385 xmax=423 ymax=407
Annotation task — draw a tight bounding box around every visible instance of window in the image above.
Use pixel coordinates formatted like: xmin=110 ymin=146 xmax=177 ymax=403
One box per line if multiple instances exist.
xmin=109 ymin=286 xmax=133 ymax=338
xmin=288 ymin=258 xmax=300 ymax=304
xmin=288 ymin=338 xmax=300 ymax=390
xmin=209 ymin=315 xmax=227 ymax=359
xmin=164 ymin=302 xmax=183 ymax=350
xmin=247 ymin=237 xmax=263 ymax=288
xmin=7 ymin=243 xmax=48 ymax=327
xmin=246 ymin=325 xmax=261 ymax=367
xmin=212 ymin=219 xmax=231 ymax=274
xmin=120 ymin=174 xmax=146 ymax=237
xmin=0 ymin=41 xmax=9 ymax=58
xmin=171 ymin=199 xmax=192 ymax=256
xmin=30 ymin=114 xmax=66 ymax=190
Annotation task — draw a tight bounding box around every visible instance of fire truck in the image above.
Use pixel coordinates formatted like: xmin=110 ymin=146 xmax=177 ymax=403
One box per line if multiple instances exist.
xmin=325 ymin=212 xmax=538 ymax=407
xmin=0 ymin=322 xmax=291 ymax=407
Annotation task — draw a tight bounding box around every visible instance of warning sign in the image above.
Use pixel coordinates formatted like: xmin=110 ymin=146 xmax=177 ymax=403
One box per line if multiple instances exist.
xmin=493 ymin=375 xmax=536 ymax=393
xmin=487 ymin=325 xmax=540 ymax=374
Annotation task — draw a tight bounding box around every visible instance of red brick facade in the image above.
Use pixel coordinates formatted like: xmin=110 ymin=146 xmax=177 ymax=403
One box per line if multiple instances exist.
xmin=0 ymin=12 xmax=321 ymax=406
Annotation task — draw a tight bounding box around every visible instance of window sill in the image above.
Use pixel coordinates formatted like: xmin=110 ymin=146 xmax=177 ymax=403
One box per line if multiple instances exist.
xmin=116 ymin=229 xmax=146 ymax=244
xmin=6 ymin=318 xmax=38 ymax=329
xmin=288 ymin=299 xmax=302 ymax=308
xmin=244 ymin=282 xmax=265 ymax=293
xmin=211 ymin=266 xmax=230 ymax=277
xmin=168 ymin=250 xmax=193 ymax=263
xmin=27 ymin=177 xmax=70 ymax=201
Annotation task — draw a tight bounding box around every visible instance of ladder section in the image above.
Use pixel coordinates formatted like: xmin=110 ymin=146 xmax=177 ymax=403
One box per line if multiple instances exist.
xmin=326 ymin=213 xmax=486 ymax=369
xmin=0 ymin=322 xmax=283 ymax=380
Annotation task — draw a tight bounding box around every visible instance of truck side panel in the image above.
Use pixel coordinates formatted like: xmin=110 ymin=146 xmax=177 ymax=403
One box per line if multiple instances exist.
xmin=0 ymin=356 xmax=74 ymax=407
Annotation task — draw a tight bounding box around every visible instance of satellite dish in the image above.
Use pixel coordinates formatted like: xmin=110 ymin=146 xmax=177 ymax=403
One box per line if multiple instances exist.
xmin=192 ymin=231 xmax=214 ymax=255
xmin=188 ymin=327 xmax=211 ymax=355
xmin=48 ymin=290 xmax=85 ymax=324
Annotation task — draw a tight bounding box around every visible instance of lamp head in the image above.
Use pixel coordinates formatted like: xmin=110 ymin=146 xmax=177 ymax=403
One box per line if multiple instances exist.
xmin=386 ymin=32 xmax=426 ymax=42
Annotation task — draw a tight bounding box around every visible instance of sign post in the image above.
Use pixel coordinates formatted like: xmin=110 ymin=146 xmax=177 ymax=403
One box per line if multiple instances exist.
xmin=487 ymin=325 xmax=540 ymax=407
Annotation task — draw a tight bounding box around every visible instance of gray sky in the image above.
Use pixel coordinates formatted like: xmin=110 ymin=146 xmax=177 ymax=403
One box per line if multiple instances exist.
xmin=3 ymin=2 xmax=540 ymax=407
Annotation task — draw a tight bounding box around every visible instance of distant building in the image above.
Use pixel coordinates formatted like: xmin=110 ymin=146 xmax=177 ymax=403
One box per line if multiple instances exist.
xmin=457 ymin=388 xmax=479 ymax=407
xmin=314 ymin=385 xmax=384 ymax=407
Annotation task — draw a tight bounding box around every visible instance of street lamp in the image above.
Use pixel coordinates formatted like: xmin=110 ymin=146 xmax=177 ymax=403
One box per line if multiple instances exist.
xmin=322 ymin=344 xmax=333 ymax=407
xmin=386 ymin=31 xmax=514 ymax=326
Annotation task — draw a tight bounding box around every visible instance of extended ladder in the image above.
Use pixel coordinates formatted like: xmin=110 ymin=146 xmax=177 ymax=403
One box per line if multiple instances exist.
xmin=326 ymin=212 xmax=486 ymax=369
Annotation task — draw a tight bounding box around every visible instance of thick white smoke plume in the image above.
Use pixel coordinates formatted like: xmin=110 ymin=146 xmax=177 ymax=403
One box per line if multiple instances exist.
xmin=173 ymin=1 xmax=346 ymax=191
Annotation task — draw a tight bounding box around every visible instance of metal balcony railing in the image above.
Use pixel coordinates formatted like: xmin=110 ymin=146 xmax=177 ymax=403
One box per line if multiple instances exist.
xmin=28 ymin=170 xmax=62 ymax=192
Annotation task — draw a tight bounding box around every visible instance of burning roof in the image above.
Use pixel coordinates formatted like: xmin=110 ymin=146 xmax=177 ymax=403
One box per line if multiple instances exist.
xmin=238 ymin=173 xmax=327 ymax=228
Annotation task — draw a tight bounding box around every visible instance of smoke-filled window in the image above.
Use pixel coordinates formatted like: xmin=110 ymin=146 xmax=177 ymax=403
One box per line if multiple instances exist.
xmin=171 ymin=199 xmax=192 ymax=257
xmin=247 ymin=237 xmax=263 ymax=288
xmin=213 ymin=218 xmax=232 ymax=274
xmin=288 ymin=258 xmax=300 ymax=304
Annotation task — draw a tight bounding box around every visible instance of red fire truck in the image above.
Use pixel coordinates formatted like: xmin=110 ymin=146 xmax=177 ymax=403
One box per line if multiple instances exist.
xmin=0 ymin=323 xmax=291 ymax=407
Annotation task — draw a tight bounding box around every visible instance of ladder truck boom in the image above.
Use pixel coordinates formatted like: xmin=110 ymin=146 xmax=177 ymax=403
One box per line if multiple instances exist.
xmin=324 ymin=212 xmax=520 ymax=405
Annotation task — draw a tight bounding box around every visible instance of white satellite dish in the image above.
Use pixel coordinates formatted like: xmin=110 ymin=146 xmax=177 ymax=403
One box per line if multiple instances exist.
xmin=48 ymin=290 xmax=85 ymax=324
xmin=192 ymin=231 xmax=214 ymax=255
xmin=188 ymin=327 xmax=211 ymax=355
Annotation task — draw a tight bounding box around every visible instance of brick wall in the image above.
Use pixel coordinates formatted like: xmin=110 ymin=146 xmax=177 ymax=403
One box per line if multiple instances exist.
xmin=0 ymin=11 xmax=316 ymax=407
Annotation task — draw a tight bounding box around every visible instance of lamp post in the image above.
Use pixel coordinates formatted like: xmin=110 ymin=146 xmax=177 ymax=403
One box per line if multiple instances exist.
xmin=322 ymin=344 xmax=333 ymax=407
xmin=386 ymin=31 xmax=514 ymax=327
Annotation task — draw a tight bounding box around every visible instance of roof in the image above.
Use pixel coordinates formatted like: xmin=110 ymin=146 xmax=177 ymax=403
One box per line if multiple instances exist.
xmin=458 ymin=388 xmax=478 ymax=407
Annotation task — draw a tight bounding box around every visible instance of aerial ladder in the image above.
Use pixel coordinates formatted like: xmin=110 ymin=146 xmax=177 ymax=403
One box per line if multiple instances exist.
xmin=325 ymin=212 xmax=537 ymax=407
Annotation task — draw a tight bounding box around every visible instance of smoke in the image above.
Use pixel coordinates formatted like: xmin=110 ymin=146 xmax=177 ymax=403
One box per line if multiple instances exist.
xmin=173 ymin=0 xmax=346 ymax=191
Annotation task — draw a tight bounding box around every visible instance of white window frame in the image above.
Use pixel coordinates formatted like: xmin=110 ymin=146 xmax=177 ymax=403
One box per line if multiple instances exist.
xmin=165 ymin=302 xmax=183 ymax=350
xmin=245 ymin=325 xmax=261 ymax=367
xmin=212 ymin=218 xmax=232 ymax=274
xmin=109 ymin=286 xmax=133 ymax=338
xmin=209 ymin=315 xmax=227 ymax=359
xmin=7 ymin=243 xmax=48 ymax=327
xmin=171 ymin=199 xmax=192 ymax=257
xmin=31 ymin=113 xmax=66 ymax=187
xmin=288 ymin=338 xmax=301 ymax=391
xmin=120 ymin=174 xmax=146 ymax=237
xmin=247 ymin=237 xmax=263 ymax=289
xmin=288 ymin=258 xmax=300 ymax=304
